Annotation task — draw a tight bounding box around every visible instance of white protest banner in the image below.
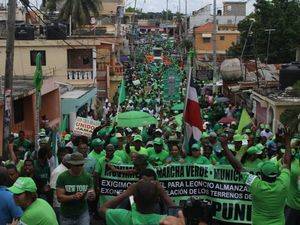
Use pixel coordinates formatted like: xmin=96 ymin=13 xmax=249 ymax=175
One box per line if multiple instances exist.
xmin=73 ymin=117 xmax=101 ymax=137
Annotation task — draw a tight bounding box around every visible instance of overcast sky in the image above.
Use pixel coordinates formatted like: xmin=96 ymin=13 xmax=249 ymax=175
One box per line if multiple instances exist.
xmin=125 ymin=0 xmax=255 ymax=14
xmin=1 ymin=0 xmax=255 ymax=15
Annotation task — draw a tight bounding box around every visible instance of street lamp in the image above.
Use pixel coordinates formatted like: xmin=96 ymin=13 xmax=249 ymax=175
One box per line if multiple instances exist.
xmin=265 ymin=28 xmax=276 ymax=64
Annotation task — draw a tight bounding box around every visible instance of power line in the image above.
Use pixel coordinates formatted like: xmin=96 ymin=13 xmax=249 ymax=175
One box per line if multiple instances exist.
xmin=22 ymin=2 xmax=117 ymax=60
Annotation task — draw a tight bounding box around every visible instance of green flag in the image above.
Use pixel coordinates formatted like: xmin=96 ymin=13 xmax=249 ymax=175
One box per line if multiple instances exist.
xmin=118 ymin=79 xmax=126 ymax=105
xmin=237 ymin=109 xmax=252 ymax=134
xmin=59 ymin=115 xmax=68 ymax=132
xmin=33 ymin=52 xmax=43 ymax=91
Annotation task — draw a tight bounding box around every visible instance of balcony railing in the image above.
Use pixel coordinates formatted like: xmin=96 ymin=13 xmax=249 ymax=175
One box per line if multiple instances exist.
xmin=67 ymin=68 xmax=94 ymax=80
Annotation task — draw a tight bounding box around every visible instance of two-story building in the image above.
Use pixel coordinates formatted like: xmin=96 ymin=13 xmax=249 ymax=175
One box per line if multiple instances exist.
xmin=194 ymin=22 xmax=240 ymax=60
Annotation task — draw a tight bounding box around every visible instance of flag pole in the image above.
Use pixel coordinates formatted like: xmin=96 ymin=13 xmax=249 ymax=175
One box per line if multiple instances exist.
xmin=182 ymin=53 xmax=193 ymax=153
xmin=183 ymin=53 xmax=192 ymax=118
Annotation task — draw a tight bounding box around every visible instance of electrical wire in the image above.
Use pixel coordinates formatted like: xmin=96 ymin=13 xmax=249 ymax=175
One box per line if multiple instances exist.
xmin=22 ymin=1 xmax=119 ymax=60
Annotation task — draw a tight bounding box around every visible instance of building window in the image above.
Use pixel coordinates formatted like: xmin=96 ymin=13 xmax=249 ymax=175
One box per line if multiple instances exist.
xmin=13 ymin=98 xmax=24 ymax=123
xmin=30 ymin=50 xmax=46 ymax=66
xmin=220 ymin=36 xmax=225 ymax=41
xmin=203 ymin=37 xmax=211 ymax=43
xmin=67 ymin=49 xmax=92 ymax=69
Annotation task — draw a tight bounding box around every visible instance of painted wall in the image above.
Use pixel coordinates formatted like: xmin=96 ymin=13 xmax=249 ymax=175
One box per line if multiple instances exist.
xmin=194 ymin=32 xmax=239 ymax=54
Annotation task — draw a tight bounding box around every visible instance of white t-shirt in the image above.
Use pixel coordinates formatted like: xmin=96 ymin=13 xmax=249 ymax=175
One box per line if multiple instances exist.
xmin=260 ymin=130 xmax=273 ymax=139
xmin=50 ymin=163 xmax=68 ymax=208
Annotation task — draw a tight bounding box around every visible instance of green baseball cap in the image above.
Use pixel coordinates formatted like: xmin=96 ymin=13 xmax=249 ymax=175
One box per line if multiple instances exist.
xmin=153 ymin=138 xmax=163 ymax=145
xmin=244 ymin=129 xmax=252 ymax=134
xmin=191 ymin=143 xmax=201 ymax=151
xmin=201 ymin=132 xmax=209 ymax=139
xmin=260 ymin=124 xmax=265 ymax=129
xmin=110 ymin=136 xmax=119 ymax=147
xmin=91 ymin=138 xmax=104 ymax=148
xmin=64 ymin=134 xmax=72 ymax=141
xmin=260 ymin=161 xmax=279 ymax=178
xmin=247 ymin=146 xmax=262 ymax=155
xmin=233 ymin=134 xmax=244 ymax=142
xmin=133 ymin=135 xmax=143 ymax=142
xmin=8 ymin=177 xmax=37 ymax=194
xmin=255 ymin=143 xmax=265 ymax=151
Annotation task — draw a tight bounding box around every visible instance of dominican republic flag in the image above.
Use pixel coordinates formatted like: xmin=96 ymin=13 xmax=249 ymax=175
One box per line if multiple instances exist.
xmin=183 ymin=79 xmax=203 ymax=153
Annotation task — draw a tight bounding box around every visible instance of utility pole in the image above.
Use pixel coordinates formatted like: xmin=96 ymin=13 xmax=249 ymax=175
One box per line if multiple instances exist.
xmin=212 ymin=0 xmax=217 ymax=84
xmin=130 ymin=0 xmax=137 ymax=66
xmin=265 ymin=28 xmax=275 ymax=64
xmin=185 ymin=0 xmax=187 ymax=36
xmin=3 ymin=0 xmax=16 ymax=156
xmin=166 ymin=0 xmax=169 ymax=21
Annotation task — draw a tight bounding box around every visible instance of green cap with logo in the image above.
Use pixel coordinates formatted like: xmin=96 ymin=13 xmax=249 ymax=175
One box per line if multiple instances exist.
xmin=247 ymin=146 xmax=262 ymax=155
xmin=153 ymin=138 xmax=163 ymax=145
xmin=91 ymin=138 xmax=104 ymax=148
xmin=233 ymin=134 xmax=244 ymax=142
xmin=191 ymin=143 xmax=201 ymax=151
xmin=64 ymin=134 xmax=72 ymax=141
xmin=133 ymin=134 xmax=143 ymax=142
xmin=201 ymin=132 xmax=209 ymax=139
xmin=8 ymin=177 xmax=37 ymax=194
xmin=260 ymin=161 xmax=279 ymax=178
xmin=255 ymin=143 xmax=265 ymax=151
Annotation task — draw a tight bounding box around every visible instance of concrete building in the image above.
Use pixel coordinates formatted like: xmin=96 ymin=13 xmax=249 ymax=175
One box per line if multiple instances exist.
xmin=0 ymin=76 xmax=60 ymax=155
xmin=223 ymin=1 xmax=247 ymax=16
xmin=251 ymin=90 xmax=300 ymax=132
xmin=194 ymin=22 xmax=240 ymax=59
xmin=190 ymin=3 xmax=246 ymax=29
xmin=60 ymin=88 xmax=97 ymax=131
xmin=0 ymin=37 xmax=123 ymax=97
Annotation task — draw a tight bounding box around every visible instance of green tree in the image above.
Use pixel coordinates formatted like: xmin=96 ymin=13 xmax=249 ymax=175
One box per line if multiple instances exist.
xmin=48 ymin=0 xmax=102 ymax=27
xmin=227 ymin=0 xmax=300 ymax=63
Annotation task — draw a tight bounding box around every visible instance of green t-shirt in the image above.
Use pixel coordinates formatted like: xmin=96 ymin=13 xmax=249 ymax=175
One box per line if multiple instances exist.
xmin=243 ymin=158 xmax=263 ymax=169
xmin=129 ymin=146 xmax=149 ymax=157
xmin=106 ymin=208 xmax=165 ymax=225
xmin=185 ymin=156 xmax=210 ymax=165
xmin=115 ymin=150 xmax=131 ymax=164
xmin=20 ymin=198 xmax=58 ymax=225
xmin=286 ymin=159 xmax=300 ymax=210
xmin=88 ymin=150 xmax=106 ymax=162
xmin=56 ymin=170 xmax=93 ymax=217
xmin=147 ymin=148 xmax=169 ymax=165
xmin=244 ymin=168 xmax=290 ymax=225
xmin=95 ymin=154 xmax=123 ymax=174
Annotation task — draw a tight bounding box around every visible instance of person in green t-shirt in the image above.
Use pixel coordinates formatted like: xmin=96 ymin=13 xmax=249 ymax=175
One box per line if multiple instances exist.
xmin=185 ymin=143 xmax=210 ymax=165
xmin=241 ymin=146 xmax=263 ymax=169
xmin=148 ymin=138 xmax=169 ymax=166
xmin=127 ymin=135 xmax=149 ymax=156
xmin=220 ymin=135 xmax=292 ymax=225
xmin=99 ymin=180 xmax=166 ymax=225
xmin=56 ymin=152 xmax=95 ymax=225
xmin=8 ymin=177 xmax=58 ymax=225
xmin=88 ymin=138 xmax=106 ymax=162
xmin=285 ymin=156 xmax=300 ymax=225
xmin=13 ymin=131 xmax=32 ymax=160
